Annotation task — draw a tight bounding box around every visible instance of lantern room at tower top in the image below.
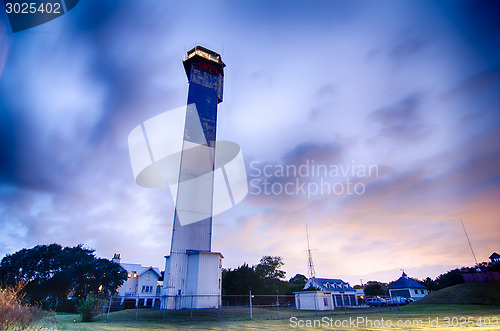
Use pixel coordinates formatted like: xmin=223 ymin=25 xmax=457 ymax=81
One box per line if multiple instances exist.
xmin=183 ymin=46 xmax=226 ymax=103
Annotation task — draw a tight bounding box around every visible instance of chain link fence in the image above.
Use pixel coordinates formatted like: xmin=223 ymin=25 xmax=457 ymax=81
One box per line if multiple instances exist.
xmin=96 ymin=293 xmax=399 ymax=322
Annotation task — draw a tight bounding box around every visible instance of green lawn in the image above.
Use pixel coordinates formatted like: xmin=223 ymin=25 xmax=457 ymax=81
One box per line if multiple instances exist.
xmin=48 ymin=304 xmax=500 ymax=330
xmin=417 ymin=283 xmax=500 ymax=305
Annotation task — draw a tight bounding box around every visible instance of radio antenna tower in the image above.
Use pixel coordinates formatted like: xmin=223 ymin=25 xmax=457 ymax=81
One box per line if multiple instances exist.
xmin=460 ymin=218 xmax=478 ymax=266
xmin=305 ymin=224 xmax=316 ymax=279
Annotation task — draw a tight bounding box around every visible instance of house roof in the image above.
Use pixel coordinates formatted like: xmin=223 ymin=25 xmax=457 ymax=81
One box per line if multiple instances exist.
xmin=119 ymin=263 xmax=161 ymax=278
xmin=388 ymin=272 xmax=426 ymax=290
xmin=489 ymin=252 xmax=500 ymax=259
xmin=304 ymin=277 xmax=355 ymax=292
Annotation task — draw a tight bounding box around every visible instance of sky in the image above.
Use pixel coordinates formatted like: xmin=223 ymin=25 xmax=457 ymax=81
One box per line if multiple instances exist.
xmin=0 ymin=0 xmax=499 ymax=286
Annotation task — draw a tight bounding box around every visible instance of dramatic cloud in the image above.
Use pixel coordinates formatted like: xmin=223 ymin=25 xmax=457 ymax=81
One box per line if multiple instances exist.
xmin=1 ymin=0 xmax=499 ymax=285
xmin=367 ymin=94 xmax=427 ymax=142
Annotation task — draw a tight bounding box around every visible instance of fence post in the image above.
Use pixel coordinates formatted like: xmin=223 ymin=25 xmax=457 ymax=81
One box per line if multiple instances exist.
xmin=296 ymin=295 xmax=300 ymax=317
xmin=249 ymin=291 xmax=253 ymax=320
xmin=330 ymin=294 xmax=334 ymax=315
xmin=190 ymin=294 xmax=193 ymax=319
xmin=106 ymin=292 xmax=112 ymax=321
xmin=276 ymin=290 xmax=280 ymax=319
xmin=217 ymin=295 xmax=220 ymax=320
xmin=135 ymin=295 xmax=139 ymax=320
xmin=162 ymin=295 xmax=166 ymax=320
xmin=314 ymin=292 xmax=318 ymax=316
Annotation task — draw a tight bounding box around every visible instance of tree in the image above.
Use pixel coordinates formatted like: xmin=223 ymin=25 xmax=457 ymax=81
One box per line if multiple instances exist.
xmin=255 ymin=256 xmax=288 ymax=294
xmin=0 ymin=244 xmax=126 ymax=306
xmin=222 ymin=263 xmax=261 ymax=295
xmin=422 ymin=277 xmax=438 ymax=292
xmin=435 ymin=268 xmax=468 ymax=290
xmin=488 ymin=262 xmax=500 ymax=273
xmin=255 ymin=256 xmax=286 ymax=280
xmin=289 ymin=274 xmax=307 ymax=292
xmin=364 ymin=281 xmax=388 ymax=297
xmin=77 ymin=292 xmax=104 ymax=322
xmin=222 ymin=256 xmax=290 ymax=295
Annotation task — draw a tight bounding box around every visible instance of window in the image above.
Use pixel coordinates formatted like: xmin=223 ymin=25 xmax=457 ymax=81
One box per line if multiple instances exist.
xmin=323 ymin=297 xmax=328 ymax=306
xmin=142 ymin=286 xmax=153 ymax=293
xmin=421 ymin=290 xmax=424 ymax=294
xmin=414 ymin=290 xmax=418 ymax=294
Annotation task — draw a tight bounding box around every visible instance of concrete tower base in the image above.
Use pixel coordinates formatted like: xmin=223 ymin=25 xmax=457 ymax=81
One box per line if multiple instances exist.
xmin=161 ymin=251 xmax=223 ymax=310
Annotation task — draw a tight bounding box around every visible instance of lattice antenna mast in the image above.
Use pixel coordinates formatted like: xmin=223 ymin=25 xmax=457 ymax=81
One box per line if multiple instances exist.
xmin=305 ymin=224 xmax=316 ymax=279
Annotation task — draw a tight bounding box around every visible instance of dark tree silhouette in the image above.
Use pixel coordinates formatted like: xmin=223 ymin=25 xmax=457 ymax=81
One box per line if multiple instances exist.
xmin=0 ymin=244 xmax=126 ymax=306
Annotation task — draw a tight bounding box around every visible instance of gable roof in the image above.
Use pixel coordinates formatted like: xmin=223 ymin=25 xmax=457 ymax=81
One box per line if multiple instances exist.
xmin=388 ymin=272 xmax=426 ymax=290
xmin=119 ymin=263 xmax=161 ymax=278
xmin=304 ymin=277 xmax=355 ymax=292
xmin=489 ymin=252 xmax=500 ymax=259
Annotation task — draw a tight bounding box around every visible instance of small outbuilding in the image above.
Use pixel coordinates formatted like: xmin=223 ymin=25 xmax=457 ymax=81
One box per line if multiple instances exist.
xmin=294 ymin=291 xmax=334 ymax=311
xmin=295 ymin=277 xmax=358 ymax=310
xmin=388 ymin=272 xmax=428 ymax=300
xmin=490 ymin=252 xmax=500 ymax=265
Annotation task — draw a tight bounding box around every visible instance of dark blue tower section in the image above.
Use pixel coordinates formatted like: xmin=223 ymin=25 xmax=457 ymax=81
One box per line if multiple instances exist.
xmin=183 ymin=46 xmax=225 ymax=146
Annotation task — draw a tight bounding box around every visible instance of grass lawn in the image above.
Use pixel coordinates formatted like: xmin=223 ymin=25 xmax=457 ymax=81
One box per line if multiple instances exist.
xmin=418 ymin=283 xmax=500 ymax=305
xmin=51 ymin=304 xmax=500 ymax=330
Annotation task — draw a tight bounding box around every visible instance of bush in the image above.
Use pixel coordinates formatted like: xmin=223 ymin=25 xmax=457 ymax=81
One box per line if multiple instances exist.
xmin=55 ymin=298 xmax=79 ymax=313
xmin=0 ymin=283 xmax=44 ymax=330
xmin=77 ymin=292 xmax=104 ymax=322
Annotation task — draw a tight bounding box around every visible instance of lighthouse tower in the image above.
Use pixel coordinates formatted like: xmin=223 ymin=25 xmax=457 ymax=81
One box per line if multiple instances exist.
xmin=162 ymin=46 xmax=225 ymax=309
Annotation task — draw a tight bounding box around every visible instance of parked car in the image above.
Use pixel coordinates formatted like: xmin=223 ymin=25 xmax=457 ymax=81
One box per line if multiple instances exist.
xmin=387 ymin=296 xmax=407 ymax=306
xmin=366 ymin=298 xmax=387 ymax=307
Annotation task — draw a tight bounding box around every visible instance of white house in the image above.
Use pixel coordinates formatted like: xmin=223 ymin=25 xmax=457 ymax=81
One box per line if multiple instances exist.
xmin=112 ymin=254 xmax=163 ymax=308
xmin=295 ymin=277 xmax=358 ymax=310
xmin=388 ymin=271 xmax=428 ymax=300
